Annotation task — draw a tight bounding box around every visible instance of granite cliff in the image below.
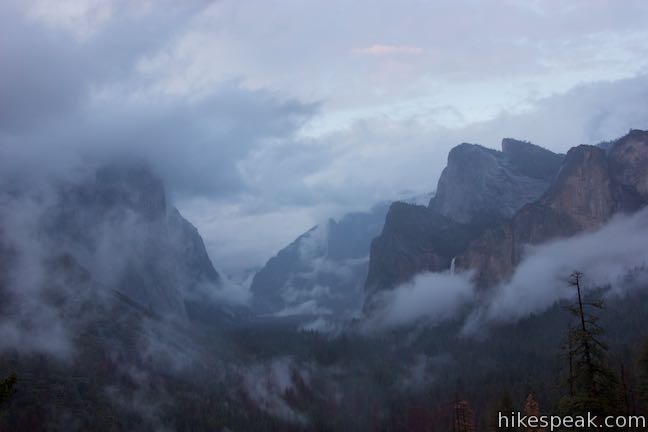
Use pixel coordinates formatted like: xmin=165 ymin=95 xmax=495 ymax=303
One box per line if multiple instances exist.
xmin=431 ymin=139 xmax=563 ymax=223
xmin=458 ymin=130 xmax=648 ymax=285
xmin=364 ymin=130 xmax=648 ymax=307
xmin=365 ymin=138 xmax=564 ymax=300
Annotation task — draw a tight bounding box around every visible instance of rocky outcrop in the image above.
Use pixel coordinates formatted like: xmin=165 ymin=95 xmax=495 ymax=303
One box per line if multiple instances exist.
xmin=364 ymin=202 xmax=479 ymax=296
xmin=608 ymin=129 xmax=648 ymax=201
xmin=431 ymin=140 xmax=563 ymax=224
xmin=167 ymin=207 xmax=222 ymax=299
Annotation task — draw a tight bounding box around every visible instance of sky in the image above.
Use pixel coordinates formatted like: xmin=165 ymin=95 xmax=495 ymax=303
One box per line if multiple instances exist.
xmin=2 ymin=0 xmax=648 ymax=274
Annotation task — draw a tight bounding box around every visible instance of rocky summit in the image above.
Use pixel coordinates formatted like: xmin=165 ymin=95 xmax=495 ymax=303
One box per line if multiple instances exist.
xmin=431 ymin=139 xmax=564 ymax=224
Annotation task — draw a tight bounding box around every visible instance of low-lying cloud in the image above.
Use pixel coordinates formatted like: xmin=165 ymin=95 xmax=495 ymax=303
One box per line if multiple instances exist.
xmin=365 ymin=271 xmax=475 ymax=331
xmin=238 ymin=357 xmax=312 ymax=424
xmin=367 ymin=207 xmax=648 ymax=333
xmin=464 ymin=207 xmax=648 ymax=333
xmin=0 ymin=190 xmax=74 ymax=359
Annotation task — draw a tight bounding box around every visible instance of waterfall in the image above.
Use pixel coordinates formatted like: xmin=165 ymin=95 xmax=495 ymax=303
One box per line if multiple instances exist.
xmin=450 ymin=257 xmax=456 ymax=275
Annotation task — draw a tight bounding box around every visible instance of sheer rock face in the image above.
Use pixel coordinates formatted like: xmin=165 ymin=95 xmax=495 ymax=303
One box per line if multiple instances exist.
xmin=364 ymin=139 xmax=562 ymax=300
xmin=167 ymin=207 xmax=222 ymax=302
xmin=362 ymin=200 xmax=492 ymax=311
xmin=459 ymin=134 xmax=648 ymax=285
xmin=364 ymin=202 xmax=479 ymax=296
xmin=250 ymin=204 xmax=389 ymax=316
xmin=544 ymin=145 xmax=615 ymax=226
xmin=431 ymin=140 xmax=563 ymax=224
xmin=609 ymin=129 xmax=648 ymax=201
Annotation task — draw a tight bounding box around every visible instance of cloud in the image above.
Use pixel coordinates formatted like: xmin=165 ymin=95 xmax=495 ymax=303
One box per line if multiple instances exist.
xmin=298 ymin=317 xmax=340 ymax=334
xmin=205 ymin=274 xmax=252 ymax=306
xmin=351 ymin=44 xmax=423 ymax=56
xmin=365 ymin=271 xmax=475 ymax=330
xmin=27 ymin=0 xmax=115 ymax=40
xmin=0 ymin=1 xmax=318 ymax=203
xmin=0 ymin=0 xmax=206 ymax=133
xmin=0 ymin=191 xmax=74 ymax=359
xmin=149 ymin=0 xmax=648 ymax=112
xmin=275 ymin=300 xmax=332 ymax=317
xmin=395 ymin=355 xmax=439 ymax=391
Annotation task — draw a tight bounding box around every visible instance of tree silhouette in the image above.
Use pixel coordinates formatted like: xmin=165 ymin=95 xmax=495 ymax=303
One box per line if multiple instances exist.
xmin=558 ymin=271 xmax=620 ymax=417
xmin=637 ymin=339 xmax=648 ymax=408
xmin=523 ymin=393 xmax=544 ymax=432
xmin=0 ymin=373 xmax=16 ymax=405
xmin=452 ymin=399 xmax=475 ymax=432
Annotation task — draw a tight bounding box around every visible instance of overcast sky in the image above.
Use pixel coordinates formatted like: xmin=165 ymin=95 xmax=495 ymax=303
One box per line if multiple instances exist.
xmin=2 ymin=0 xmax=648 ymax=274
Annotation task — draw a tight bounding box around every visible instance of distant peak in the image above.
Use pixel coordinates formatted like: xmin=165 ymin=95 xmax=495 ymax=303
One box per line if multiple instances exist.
xmin=447 ymin=142 xmax=499 ymax=164
xmin=502 ymin=137 xmax=531 ymax=152
xmin=449 ymin=142 xmax=489 ymax=153
xmin=627 ymin=128 xmax=648 ymax=138
xmin=96 ymin=158 xmax=156 ymax=183
xmin=605 ymin=129 xmax=648 ymax=153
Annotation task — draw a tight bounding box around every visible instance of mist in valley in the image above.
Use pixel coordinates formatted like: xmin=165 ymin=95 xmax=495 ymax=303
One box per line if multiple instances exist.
xmin=2 ymin=1 xmax=648 ymax=431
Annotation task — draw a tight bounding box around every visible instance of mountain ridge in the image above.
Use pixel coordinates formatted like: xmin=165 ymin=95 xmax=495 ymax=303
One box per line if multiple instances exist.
xmin=364 ymin=130 xmax=648 ymax=307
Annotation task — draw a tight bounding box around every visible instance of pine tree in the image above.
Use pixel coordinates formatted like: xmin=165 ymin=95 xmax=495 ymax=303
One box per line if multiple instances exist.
xmin=452 ymin=400 xmax=475 ymax=432
xmin=558 ymin=271 xmax=620 ymax=418
xmin=637 ymin=339 xmax=648 ymax=408
xmin=617 ymin=359 xmax=634 ymax=415
xmin=0 ymin=373 xmax=16 ymax=405
xmin=523 ymin=393 xmax=544 ymax=432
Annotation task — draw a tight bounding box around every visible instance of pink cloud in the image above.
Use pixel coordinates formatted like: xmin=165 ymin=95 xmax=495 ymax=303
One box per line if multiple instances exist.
xmin=351 ymin=44 xmax=423 ymax=56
